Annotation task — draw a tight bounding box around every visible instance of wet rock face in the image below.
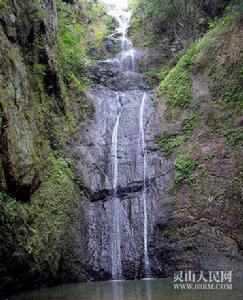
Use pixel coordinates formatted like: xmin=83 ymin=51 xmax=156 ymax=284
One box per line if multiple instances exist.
xmin=69 ymin=84 xmax=173 ymax=279
xmin=68 ymin=17 xmax=174 ymax=277
xmin=89 ymin=62 xmax=149 ymax=91
xmin=152 ymin=220 xmax=243 ymax=278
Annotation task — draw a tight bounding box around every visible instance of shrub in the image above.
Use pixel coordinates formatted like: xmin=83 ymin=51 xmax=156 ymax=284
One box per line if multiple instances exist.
xmin=0 ymin=155 xmax=78 ymax=279
xmin=105 ymin=15 xmax=117 ymax=32
xmin=0 ymin=0 xmax=10 ymax=10
xmin=174 ymin=153 xmax=199 ymax=188
xmin=163 ymin=226 xmax=187 ymax=239
xmin=0 ymin=192 xmax=18 ymax=222
xmin=182 ymin=116 xmax=197 ymax=137
xmin=156 ymin=135 xmax=186 ymax=156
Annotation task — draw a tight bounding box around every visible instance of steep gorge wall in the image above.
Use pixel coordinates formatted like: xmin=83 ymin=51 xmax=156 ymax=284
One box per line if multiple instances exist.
xmin=143 ymin=7 xmax=243 ymax=277
xmin=0 ymin=0 xmax=115 ymax=294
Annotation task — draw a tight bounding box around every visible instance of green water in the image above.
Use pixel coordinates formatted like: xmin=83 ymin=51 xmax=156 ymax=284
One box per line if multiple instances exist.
xmin=9 ymin=278 xmax=243 ymax=300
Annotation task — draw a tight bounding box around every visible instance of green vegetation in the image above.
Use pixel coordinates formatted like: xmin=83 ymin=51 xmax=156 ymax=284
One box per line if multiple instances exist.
xmin=133 ymin=0 xmax=242 ymax=274
xmin=157 ymin=12 xmax=237 ymax=110
xmin=182 ymin=116 xmax=197 ymax=136
xmin=56 ymin=0 xmax=114 ymax=91
xmin=163 ymin=226 xmax=187 ymax=239
xmin=27 ymin=156 xmax=77 ymax=274
xmin=156 ymin=116 xmax=197 ymax=155
xmin=145 ymin=68 xmax=168 ymax=85
xmin=218 ymin=127 xmax=243 ymax=147
xmin=156 ymin=135 xmax=186 ymax=156
xmin=0 ymin=155 xmax=78 ymax=279
xmin=203 ymin=153 xmax=215 ymax=161
xmin=0 ymin=192 xmax=18 ymax=222
xmin=129 ymin=0 xmax=238 ymax=67
xmin=105 ymin=15 xmax=117 ymax=32
xmin=158 ymin=11 xmax=242 ymax=203
xmin=0 ymin=0 xmax=10 ymax=10
xmin=0 ymin=0 xmax=242 ymax=292
xmin=158 ymin=65 xmax=192 ymax=108
xmin=174 ymin=153 xmax=199 ymax=190
xmin=204 ymin=37 xmax=243 ymax=148
xmin=156 ymin=7 xmax=242 ymax=165
xmin=57 ymin=17 xmax=88 ymax=91
xmin=227 ymin=179 xmax=243 ymax=217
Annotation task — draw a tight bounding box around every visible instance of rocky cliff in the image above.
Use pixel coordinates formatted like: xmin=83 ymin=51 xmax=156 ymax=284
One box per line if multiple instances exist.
xmin=0 ymin=0 xmax=115 ymax=294
xmin=139 ymin=4 xmax=243 ymax=278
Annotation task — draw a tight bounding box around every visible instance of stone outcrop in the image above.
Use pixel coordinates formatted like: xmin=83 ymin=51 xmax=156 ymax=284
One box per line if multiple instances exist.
xmin=0 ymin=0 xmax=61 ymax=199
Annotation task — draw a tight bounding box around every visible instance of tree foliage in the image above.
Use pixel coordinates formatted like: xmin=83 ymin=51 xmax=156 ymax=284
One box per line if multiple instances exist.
xmin=130 ymin=0 xmax=233 ymax=49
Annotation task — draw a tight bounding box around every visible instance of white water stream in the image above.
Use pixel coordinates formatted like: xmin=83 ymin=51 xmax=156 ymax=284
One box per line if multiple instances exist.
xmin=111 ymin=93 xmax=122 ymax=280
xmin=139 ymin=92 xmax=150 ymax=277
xmin=101 ymin=0 xmax=150 ymax=279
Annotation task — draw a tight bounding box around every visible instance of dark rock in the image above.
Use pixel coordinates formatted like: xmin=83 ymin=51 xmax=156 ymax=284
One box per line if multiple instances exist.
xmin=66 ymin=74 xmax=174 ymax=279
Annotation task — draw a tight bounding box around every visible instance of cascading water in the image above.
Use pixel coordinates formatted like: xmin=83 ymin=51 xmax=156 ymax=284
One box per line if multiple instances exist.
xmin=74 ymin=0 xmax=173 ymax=281
xmin=139 ymin=92 xmax=150 ymax=277
xmin=111 ymin=92 xmax=122 ymax=279
xmin=104 ymin=0 xmax=151 ymax=278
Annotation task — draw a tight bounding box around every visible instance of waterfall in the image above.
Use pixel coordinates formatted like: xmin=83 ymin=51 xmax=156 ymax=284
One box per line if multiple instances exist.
xmin=139 ymin=93 xmax=150 ymax=277
xmin=75 ymin=0 xmax=173 ymax=282
xmin=111 ymin=93 xmax=122 ymax=280
xmin=105 ymin=0 xmax=140 ymax=280
xmin=96 ymin=0 xmax=154 ymax=279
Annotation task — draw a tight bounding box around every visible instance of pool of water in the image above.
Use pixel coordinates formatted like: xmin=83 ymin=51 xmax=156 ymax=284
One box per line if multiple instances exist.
xmin=8 ymin=278 xmax=243 ymax=300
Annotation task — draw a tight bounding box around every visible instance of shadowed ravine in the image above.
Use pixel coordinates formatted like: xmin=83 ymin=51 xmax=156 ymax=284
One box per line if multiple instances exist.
xmin=71 ymin=0 xmax=174 ymax=280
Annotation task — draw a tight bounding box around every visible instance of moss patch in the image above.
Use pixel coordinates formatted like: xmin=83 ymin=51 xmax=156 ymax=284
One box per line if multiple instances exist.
xmin=28 ymin=156 xmax=77 ymax=274
xmin=156 ymin=116 xmax=197 ymax=156
xmin=174 ymin=153 xmax=199 ymax=189
xmin=145 ymin=68 xmax=168 ymax=86
xmin=157 ymin=12 xmax=237 ymax=114
xmin=0 ymin=155 xmax=79 ymax=291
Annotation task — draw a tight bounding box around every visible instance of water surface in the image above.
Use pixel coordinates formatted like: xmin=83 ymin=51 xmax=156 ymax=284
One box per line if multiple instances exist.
xmin=9 ymin=278 xmax=243 ymax=300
